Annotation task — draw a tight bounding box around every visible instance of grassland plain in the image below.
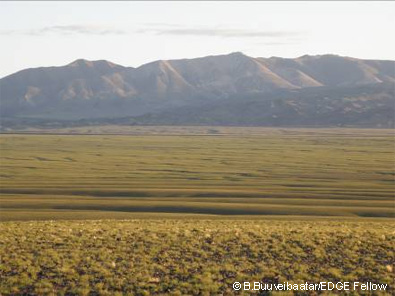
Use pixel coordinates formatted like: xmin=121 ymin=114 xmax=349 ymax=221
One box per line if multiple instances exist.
xmin=0 ymin=128 xmax=394 ymax=295
xmin=0 ymin=128 xmax=394 ymax=219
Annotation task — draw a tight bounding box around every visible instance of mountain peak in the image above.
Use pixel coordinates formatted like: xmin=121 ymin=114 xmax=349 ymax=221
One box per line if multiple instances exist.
xmin=68 ymin=59 xmax=94 ymax=67
xmin=225 ymin=52 xmax=251 ymax=60
xmin=297 ymin=54 xmax=344 ymax=60
xmin=67 ymin=59 xmax=122 ymax=69
xmin=228 ymin=51 xmax=246 ymax=57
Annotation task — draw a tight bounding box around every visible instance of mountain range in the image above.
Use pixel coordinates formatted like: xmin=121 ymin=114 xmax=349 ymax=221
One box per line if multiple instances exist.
xmin=1 ymin=52 xmax=394 ymax=129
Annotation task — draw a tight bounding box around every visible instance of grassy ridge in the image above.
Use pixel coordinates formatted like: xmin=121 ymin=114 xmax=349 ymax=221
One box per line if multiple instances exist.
xmin=1 ymin=128 xmax=394 ymax=220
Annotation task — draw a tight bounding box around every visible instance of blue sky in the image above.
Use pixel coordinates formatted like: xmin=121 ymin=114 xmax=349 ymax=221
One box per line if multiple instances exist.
xmin=0 ymin=1 xmax=394 ymax=77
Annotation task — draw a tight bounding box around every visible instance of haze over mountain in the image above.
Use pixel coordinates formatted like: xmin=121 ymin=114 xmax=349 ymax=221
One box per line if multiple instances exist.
xmin=1 ymin=52 xmax=394 ymax=129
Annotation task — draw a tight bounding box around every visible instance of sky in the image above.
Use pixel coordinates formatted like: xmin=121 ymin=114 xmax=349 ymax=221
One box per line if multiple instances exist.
xmin=0 ymin=1 xmax=394 ymax=78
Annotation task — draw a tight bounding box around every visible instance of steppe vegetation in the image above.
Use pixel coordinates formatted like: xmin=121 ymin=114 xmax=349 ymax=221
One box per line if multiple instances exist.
xmin=1 ymin=128 xmax=394 ymax=220
xmin=1 ymin=220 xmax=394 ymax=295
xmin=0 ymin=128 xmax=394 ymax=295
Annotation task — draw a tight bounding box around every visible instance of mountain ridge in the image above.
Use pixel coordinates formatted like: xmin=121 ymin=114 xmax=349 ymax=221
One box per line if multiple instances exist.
xmin=1 ymin=52 xmax=394 ymax=129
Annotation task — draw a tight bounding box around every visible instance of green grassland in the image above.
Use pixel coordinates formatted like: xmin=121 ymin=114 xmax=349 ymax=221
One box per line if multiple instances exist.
xmin=1 ymin=220 xmax=394 ymax=295
xmin=1 ymin=128 xmax=394 ymax=295
xmin=0 ymin=128 xmax=394 ymax=219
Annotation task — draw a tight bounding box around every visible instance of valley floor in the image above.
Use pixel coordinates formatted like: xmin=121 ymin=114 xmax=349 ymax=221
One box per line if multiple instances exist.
xmin=0 ymin=128 xmax=394 ymax=220
xmin=0 ymin=128 xmax=394 ymax=295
